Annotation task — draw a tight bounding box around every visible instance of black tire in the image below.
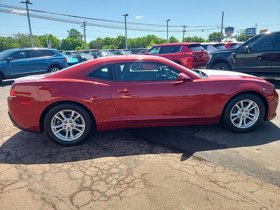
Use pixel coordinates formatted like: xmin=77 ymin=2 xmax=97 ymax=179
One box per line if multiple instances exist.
xmin=222 ymin=94 xmax=265 ymax=133
xmin=48 ymin=65 xmax=62 ymax=73
xmin=44 ymin=104 xmax=92 ymax=146
xmin=212 ymin=62 xmax=231 ymax=70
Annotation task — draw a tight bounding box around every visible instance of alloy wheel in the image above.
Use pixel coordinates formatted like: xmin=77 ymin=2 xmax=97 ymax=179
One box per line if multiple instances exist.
xmin=51 ymin=109 xmax=86 ymax=141
xmin=230 ymin=99 xmax=260 ymax=129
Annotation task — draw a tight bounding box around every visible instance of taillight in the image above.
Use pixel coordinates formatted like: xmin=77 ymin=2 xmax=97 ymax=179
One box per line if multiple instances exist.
xmin=10 ymin=88 xmax=15 ymax=97
xmin=64 ymin=57 xmax=67 ymax=62
xmin=10 ymin=84 xmax=16 ymax=97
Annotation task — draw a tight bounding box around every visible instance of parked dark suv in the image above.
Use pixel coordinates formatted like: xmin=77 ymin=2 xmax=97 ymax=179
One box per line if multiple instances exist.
xmin=207 ymin=32 xmax=280 ymax=77
xmin=0 ymin=48 xmax=68 ymax=84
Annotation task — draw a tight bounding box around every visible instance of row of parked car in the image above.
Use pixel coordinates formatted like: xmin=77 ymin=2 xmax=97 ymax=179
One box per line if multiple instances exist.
xmin=0 ymin=31 xmax=279 ymax=84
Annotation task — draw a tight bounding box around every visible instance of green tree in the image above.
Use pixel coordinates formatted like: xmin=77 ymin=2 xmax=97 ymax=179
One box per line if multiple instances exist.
xmin=0 ymin=36 xmax=19 ymax=51
xmin=67 ymin=28 xmax=83 ymax=40
xmin=183 ymin=36 xmax=205 ymax=43
xmin=169 ymin=36 xmax=179 ymax=43
xmin=61 ymin=37 xmax=83 ymax=50
xmin=38 ymin=34 xmax=60 ymax=49
xmin=237 ymin=32 xmax=249 ymax=42
xmin=208 ymin=32 xmax=223 ymax=42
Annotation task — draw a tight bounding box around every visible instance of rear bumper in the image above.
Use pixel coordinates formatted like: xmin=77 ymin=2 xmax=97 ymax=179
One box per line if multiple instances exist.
xmin=8 ymin=96 xmax=42 ymax=133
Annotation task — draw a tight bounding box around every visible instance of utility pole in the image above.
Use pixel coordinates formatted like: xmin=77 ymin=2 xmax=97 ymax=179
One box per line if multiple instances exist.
xmin=166 ymin=19 xmax=170 ymax=42
xmin=255 ymin=23 xmax=258 ymax=35
xmin=183 ymin=25 xmax=186 ymax=41
xmin=220 ymin=11 xmax=224 ymax=42
xmin=20 ymin=0 xmax=33 ymax=47
xmin=81 ymin=21 xmax=87 ymax=49
xmin=123 ymin=13 xmax=128 ymax=49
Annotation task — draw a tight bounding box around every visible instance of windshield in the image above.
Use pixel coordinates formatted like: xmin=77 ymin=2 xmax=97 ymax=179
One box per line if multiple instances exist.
xmin=120 ymin=50 xmax=132 ymax=55
xmin=230 ymin=43 xmax=239 ymax=49
xmin=214 ymin=44 xmax=227 ymax=50
xmin=0 ymin=49 xmax=16 ymax=59
xmin=101 ymin=51 xmax=114 ymax=56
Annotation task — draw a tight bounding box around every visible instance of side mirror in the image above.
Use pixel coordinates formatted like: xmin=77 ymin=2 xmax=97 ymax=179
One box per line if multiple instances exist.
xmin=239 ymin=46 xmax=250 ymax=53
xmin=6 ymin=57 xmax=13 ymax=62
xmin=177 ymin=73 xmax=192 ymax=83
xmin=144 ymin=51 xmax=149 ymax=55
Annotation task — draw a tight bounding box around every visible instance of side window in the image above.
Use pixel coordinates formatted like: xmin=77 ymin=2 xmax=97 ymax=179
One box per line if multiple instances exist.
xmin=273 ymin=34 xmax=280 ymax=50
xmin=251 ymin=34 xmax=274 ymax=52
xmin=88 ymin=65 xmax=114 ymax=80
xmin=148 ymin=47 xmax=160 ymax=55
xmin=160 ymin=46 xmax=181 ymax=54
xmin=10 ymin=51 xmax=27 ymax=60
xmin=114 ymin=62 xmax=180 ymax=81
xmin=45 ymin=50 xmax=55 ymax=56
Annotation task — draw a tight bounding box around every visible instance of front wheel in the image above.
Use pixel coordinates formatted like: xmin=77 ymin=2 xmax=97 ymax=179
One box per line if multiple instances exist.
xmin=44 ymin=104 xmax=92 ymax=146
xmin=222 ymin=94 xmax=265 ymax=132
xmin=212 ymin=62 xmax=231 ymax=70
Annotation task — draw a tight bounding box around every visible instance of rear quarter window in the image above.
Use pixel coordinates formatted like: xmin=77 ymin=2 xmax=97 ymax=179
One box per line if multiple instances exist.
xmin=88 ymin=65 xmax=114 ymax=80
xmin=188 ymin=44 xmax=204 ymax=51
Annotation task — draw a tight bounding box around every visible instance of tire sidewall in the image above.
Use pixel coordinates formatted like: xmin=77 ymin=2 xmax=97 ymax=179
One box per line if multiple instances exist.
xmin=212 ymin=62 xmax=231 ymax=70
xmin=223 ymin=94 xmax=265 ymax=132
xmin=44 ymin=104 xmax=92 ymax=146
xmin=48 ymin=65 xmax=61 ymax=73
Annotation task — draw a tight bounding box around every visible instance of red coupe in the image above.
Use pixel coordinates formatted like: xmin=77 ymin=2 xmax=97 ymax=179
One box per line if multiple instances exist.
xmin=8 ymin=55 xmax=278 ymax=146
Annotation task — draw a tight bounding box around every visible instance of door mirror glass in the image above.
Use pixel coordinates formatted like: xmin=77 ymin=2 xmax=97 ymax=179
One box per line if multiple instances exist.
xmin=177 ymin=73 xmax=191 ymax=82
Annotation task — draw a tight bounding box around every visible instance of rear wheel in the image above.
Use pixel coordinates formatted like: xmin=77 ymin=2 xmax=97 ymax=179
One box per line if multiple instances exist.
xmin=212 ymin=62 xmax=231 ymax=70
xmin=222 ymin=94 xmax=265 ymax=132
xmin=44 ymin=104 xmax=92 ymax=146
xmin=48 ymin=65 xmax=62 ymax=73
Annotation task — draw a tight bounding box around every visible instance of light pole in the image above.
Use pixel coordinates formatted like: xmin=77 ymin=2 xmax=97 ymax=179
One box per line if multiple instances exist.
xmin=123 ymin=13 xmax=128 ymax=49
xmin=166 ymin=19 xmax=170 ymax=42
xmin=20 ymin=0 xmax=33 ymax=47
xmin=183 ymin=25 xmax=186 ymax=41
xmin=81 ymin=21 xmax=87 ymax=49
xmin=220 ymin=11 xmax=224 ymax=42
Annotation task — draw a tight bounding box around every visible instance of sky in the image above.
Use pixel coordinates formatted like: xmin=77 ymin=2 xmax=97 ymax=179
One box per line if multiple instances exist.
xmin=0 ymin=0 xmax=280 ymax=41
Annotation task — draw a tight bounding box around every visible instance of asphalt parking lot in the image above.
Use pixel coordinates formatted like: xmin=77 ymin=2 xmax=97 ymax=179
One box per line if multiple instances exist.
xmin=0 ymin=80 xmax=280 ymax=210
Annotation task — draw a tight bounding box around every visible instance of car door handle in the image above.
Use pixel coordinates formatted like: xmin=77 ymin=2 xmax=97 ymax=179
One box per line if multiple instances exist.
xmin=257 ymin=56 xmax=262 ymax=60
xmin=116 ymin=88 xmax=130 ymax=94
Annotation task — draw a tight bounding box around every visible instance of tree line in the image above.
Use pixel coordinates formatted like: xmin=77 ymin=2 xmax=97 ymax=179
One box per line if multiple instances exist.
xmin=0 ymin=28 xmax=250 ymax=52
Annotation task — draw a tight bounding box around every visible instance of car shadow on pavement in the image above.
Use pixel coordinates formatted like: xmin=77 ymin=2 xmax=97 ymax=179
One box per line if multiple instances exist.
xmin=0 ymin=121 xmax=279 ymax=165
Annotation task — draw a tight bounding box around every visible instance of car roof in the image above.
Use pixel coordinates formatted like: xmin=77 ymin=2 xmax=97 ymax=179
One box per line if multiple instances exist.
xmin=12 ymin=48 xmax=57 ymax=51
xmin=152 ymin=42 xmax=200 ymax=47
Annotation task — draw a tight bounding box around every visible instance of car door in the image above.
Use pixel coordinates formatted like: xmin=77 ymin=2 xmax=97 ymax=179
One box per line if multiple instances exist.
xmin=7 ymin=50 xmax=30 ymax=77
xmin=233 ymin=34 xmax=275 ymax=74
xmin=111 ymin=61 xmax=203 ymax=125
xmin=27 ymin=50 xmax=51 ymax=73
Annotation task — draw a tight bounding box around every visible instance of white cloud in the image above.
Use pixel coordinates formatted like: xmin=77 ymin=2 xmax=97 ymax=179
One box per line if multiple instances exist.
xmin=10 ymin=9 xmax=27 ymax=15
xmin=135 ymin=16 xmax=144 ymax=20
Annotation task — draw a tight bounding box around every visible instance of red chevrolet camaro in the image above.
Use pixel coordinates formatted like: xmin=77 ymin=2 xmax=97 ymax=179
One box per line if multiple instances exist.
xmin=8 ymin=55 xmax=278 ymax=146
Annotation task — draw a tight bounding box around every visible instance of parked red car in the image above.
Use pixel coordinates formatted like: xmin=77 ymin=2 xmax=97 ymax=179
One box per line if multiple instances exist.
xmin=224 ymin=42 xmax=241 ymax=49
xmin=8 ymin=55 xmax=278 ymax=146
xmin=147 ymin=43 xmax=209 ymax=69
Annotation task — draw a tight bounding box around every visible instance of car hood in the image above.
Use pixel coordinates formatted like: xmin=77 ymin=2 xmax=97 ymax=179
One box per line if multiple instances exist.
xmin=200 ymin=69 xmax=262 ymax=80
xmin=209 ymin=48 xmax=236 ymax=55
